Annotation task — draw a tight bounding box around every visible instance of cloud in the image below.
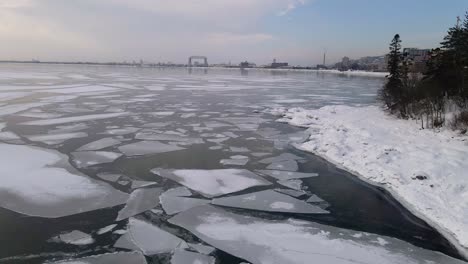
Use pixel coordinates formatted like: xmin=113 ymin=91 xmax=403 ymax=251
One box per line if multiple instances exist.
xmin=278 ymin=0 xmax=307 ymax=16
xmin=0 ymin=0 xmax=309 ymax=63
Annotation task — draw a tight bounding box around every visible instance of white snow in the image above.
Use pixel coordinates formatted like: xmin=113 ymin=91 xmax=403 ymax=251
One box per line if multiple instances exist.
xmin=21 ymin=112 xmax=128 ymax=126
xmin=169 ymin=205 xmax=465 ymax=264
xmin=153 ymin=169 xmax=272 ymax=198
xmin=53 ymin=230 xmax=94 ymax=246
xmin=274 ymin=104 xmax=468 ymax=257
xmin=0 ymin=143 xmax=128 ymax=218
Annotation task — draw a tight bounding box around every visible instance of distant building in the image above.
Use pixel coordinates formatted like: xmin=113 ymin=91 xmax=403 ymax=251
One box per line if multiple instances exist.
xmin=240 ymin=61 xmax=256 ymax=68
xmin=403 ymin=48 xmax=431 ymax=72
xmin=270 ymin=58 xmax=289 ymax=68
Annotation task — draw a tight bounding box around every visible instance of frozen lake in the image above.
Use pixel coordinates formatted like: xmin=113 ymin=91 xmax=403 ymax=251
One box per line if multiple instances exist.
xmin=0 ymin=64 xmax=464 ymax=263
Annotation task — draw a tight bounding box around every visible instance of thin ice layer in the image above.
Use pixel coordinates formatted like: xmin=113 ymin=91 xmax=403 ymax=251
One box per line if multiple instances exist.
xmin=114 ymin=217 xmax=187 ymax=255
xmin=116 ymin=188 xmax=163 ymax=221
xmin=169 ymin=205 xmax=466 ymax=264
xmin=119 ymin=141 xmax=185 ymax=156
xmin=0 ymin=143 xmax=129 ymax=218
xmin=153 ymin=169 xmax=271 ymax=198
xmin=211 ymin=190 xmax=328 ymax=214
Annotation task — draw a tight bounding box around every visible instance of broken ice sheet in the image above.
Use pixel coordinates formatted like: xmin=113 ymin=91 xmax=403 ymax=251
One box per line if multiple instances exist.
xmin=256 ymin=170 xmax=318 ymax=180
xmin=26 ymin=132 xmax=88 ymax=145
xmin=277 ymin=179 xmax=304 ymax=191
xmin=77 ymin=137 xmax=121 ymax=151
xmin=211 ymin=190 xmax=328 ymax=214
xmin=114 ymin=217 xmax=187 ymax=255
xmin=220 ymin=156 xmax=249 ymax=166
xmin=153 ymin=169 xmax=271 ymax=198
xmin=187 ymin=243 xmax=216 ymax=255
xmin=171 ymin=249 xmax=215 ymax=264
xmin=135 ymin=131 xmax=204 ymax=144
xmin=306 ymin=194 xmax=325 ymax=203
xmin=116 ymin=188 xmax=163 ymax=221
xmin=20 ymin=112 xmax=129 ymax=126
xmin=71 ymin=151 xmax=122 ymax=168
xmin=49 ymin=251 xmax=147 ymax=264
xmin=131 ymin=180 xmax=158 ymax=189
xmin=170 ymin=205 xmax=465 ymax=264
xmin=258 ymin=153 xmax=304 ymax=164
xmin=118 ymin=141 xmax=185 ymax=156
xmin=0 ymin=144 xmax=129 ymax=218
xmin=266 ymin=160 xmax=298 ymax=171
xmin=160 ymin=188 xmax=210 ymax=215
xmin=51 ymin=230 xmax=94 ymax=245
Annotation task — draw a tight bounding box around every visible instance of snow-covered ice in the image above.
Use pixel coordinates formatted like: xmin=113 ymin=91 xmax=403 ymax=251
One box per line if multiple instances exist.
xmin=211 ymin=190 xmax=328 ymax=214
xmin=169 ymin=205 xmax=465 ymax=264
xmin=116 ymin=188 xmax=163 ymax=221
xmin=153 ymin=169 xmax=271 ymax=198
xmin=274 ymin=105 xmax=468 ymax=257
xmin=118 ymin=141 xmax=185 ymax=156
xmin=26 ymin=132 xmax=88 ymax=145
xmin=0 ymin=143 xmax=128 ymax=218
xmin=266 ymin=160 xmax=298 ymax=171
xmin=114 ymin=217 xmax=187 ymax=255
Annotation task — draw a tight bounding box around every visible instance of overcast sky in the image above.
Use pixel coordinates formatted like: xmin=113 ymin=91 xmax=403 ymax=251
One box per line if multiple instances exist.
xmin=0 ymin=0 xmax=466 ymax=65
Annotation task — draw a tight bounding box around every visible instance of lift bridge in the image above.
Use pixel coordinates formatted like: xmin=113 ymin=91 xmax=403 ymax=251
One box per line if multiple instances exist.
xmin=188 ymin=56 xmax=208 ymax=67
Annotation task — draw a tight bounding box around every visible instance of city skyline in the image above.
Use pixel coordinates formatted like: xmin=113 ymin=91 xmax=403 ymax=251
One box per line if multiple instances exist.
xmin=0 ymin=0 xmax=466 ymax=65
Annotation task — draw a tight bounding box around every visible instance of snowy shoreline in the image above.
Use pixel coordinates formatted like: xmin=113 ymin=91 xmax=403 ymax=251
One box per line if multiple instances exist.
xmin=270 ymin=105 xmax=468 ymax=260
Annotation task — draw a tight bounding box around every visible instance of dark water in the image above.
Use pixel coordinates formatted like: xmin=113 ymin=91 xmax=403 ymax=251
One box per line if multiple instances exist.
xmin=0 ymin=64 xmax=462 ymax=263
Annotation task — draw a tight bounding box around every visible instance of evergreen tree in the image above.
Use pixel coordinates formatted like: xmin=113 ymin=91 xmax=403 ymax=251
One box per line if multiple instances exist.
xmin=380 ymin=34 xmax=405 ymax=116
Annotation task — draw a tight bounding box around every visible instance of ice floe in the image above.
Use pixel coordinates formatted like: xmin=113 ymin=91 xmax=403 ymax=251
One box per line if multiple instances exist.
xmin=256 ymin=170 xmax=318 ymax=180
xmin=170 ymin=205 xmax=465 ymax=264
xmin=51 ymin=230 xmax=94 ymax=245
xmin=119 ymin=141 xmax=185 ymax=156
xmin=116 ymin=188 xmax=163 ymax=221
xmin=187 ymin=243 xmax=216 ymax=255
xmin=171 ymin=249 xmax=215 ymax=264
xmin=160 ymin=188 xmax=210 ymax=215
xmin=21 ymin=112 xmax=128 ymax=126
xmin=153 ymin=169 xmax=271 ymax=198
xmin=97 ymin=224 xmax=118 ymax=235
xmin=26 ymin=132 xmax=88 ymax=145
xmin=71 ymin=151 xmax=122 ymax=168
xmin=266 ymin=160 xmax=298 ymax=171
xmin=114 ymin=217 xmax=187 ymax=255
xmin=211 ymin=190 xmax=328 ymax=214
xmin=0 ymin=144 xmax=128 ymax=218
xmin=49 ymin=251 xmax=147 ymax=264
xmin=77 ymin=138 xmax=121 ymax=151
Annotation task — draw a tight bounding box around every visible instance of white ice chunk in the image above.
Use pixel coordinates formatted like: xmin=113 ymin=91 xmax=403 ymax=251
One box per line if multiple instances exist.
xmin=211 ymin=190 xmax=328 ymax=214
xmin=171 ymin=249 xmax=215 ymax=264
xmin=119 ymin=141 xmax=185 ymax=156
xmin=53 ymin=230 xmax=94 ymax=245
xmin=153 ymin=169 xmax=271 ymax=198
xmin=21 ymin=112 xmax=128 ymax=126
xmin=256 ymin=170 xmax=318 ymax=180
xmin=161 ymin=195 xmax=210 ymax=216
xmin=50 ymin=251 xmax=147 ymax=264
xmin=97 ymin=224 xmax=118 ymax=235
xmin=114 ymin=217 xmax=187 ymax=255
xmin=71 ymin=151 xmax=122 ymax=168
xmin=306 ymin=194 xmax=325 ymax=203
xmin=135 ymin=131 xmax=203 ymax=144
xmin=104 ymin=127 xmax=140 ymax=135
xmin=116 ymin=188 xmax=163 ymax=221
xmin=131 ymin=180 xmax=158 ymax=189
xmin=170 ymin=205 xmax=465 ymax=264
xmin=275 ymin=189 xmax=308 ymax=198
xmin=77 ymin=138 xmax=121 ymax=151
xmin=220 ymin=158 xmax=249 ymax=166
xmin=0 ymin=144 xmax=128 ymax=218
xmin=229 ymin=147 xmax=249 ymax=153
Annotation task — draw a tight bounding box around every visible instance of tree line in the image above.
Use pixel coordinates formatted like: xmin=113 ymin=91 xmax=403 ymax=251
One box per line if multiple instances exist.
xmin=380 ymin=12 xmax=468 ymax=132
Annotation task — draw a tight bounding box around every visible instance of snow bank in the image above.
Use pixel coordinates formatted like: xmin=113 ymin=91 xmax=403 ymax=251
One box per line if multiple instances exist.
xmin=273 ymin=105 xmax=468 ymax=258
